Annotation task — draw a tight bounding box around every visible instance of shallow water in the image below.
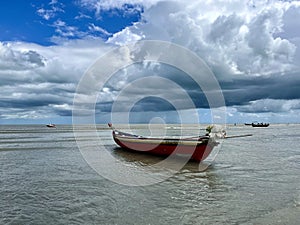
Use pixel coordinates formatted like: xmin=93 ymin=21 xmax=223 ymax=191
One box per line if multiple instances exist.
xmin=0 ymin=124 xmax=299 ymax=224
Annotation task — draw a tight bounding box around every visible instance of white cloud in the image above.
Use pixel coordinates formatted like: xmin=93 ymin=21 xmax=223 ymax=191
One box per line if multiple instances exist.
xmin=0 ymin=42 xmax=45 ymax=70
xmin=107 ymin=26 xmax=144 ymax=45
xmin=79 ymin=0 xmax=159 ymax=14
xmin=105 ymin=0 xmax=300 ymax=77
xmin=237 ymin=99 xmax=300 ymax=113
xmin=52 ymin=19 xmax=80 ymax=37
xmin=36 ymin=0 xmax=64 ymax=20
xmin=88 ymin=23 xmax=112 ymax=36
xmin=75 ymin=12 xmax=92 ymax=20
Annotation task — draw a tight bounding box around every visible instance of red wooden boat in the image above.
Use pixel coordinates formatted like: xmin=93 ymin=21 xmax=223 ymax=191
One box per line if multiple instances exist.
xmin=108 ymin=123 xmax=220 ymax=162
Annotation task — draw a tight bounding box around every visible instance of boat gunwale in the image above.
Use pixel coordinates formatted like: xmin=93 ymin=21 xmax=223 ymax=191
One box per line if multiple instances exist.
xmin=113 ymin=131 xmax=215 ymax=146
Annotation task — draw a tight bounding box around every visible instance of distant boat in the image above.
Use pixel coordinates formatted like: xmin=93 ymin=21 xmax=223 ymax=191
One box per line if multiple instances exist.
xmin=46 ymin=123 xmax=56 ymax=128
xmin=244 ymin=123 xmax=252 ymax=126
xmin=251 ymin=123 xmax=269 ymax=127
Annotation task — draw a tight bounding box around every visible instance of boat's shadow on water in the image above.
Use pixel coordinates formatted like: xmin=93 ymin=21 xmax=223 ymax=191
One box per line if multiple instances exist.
xmin=111 ymin=147 xmax=215 ymax=173
xmin=111 ymin=147 xmax=223 ymax=189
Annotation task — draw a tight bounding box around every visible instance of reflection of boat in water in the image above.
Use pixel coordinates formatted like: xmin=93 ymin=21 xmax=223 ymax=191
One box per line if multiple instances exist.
xmin=108 ymin=123 xmax=219 ymax=162
xmin=46 ymin=123 xmax=56 ymax=128
xmin=251 ymin=123 xmax=269 ymax=127
xmin=113 ymin=146 xmax=214 ymax=170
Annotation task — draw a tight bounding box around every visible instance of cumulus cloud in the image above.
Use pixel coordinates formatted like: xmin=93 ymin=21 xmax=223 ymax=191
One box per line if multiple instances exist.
xmin=104 ymin=1 xmax=300 ymax=77
xmin=1 ymin=0 xmax=300 ymax=123
xmin=95 ymin=0 xmax=300 ymax=123
xmin=103 ymin=1 xmax=300 ymax=106
xmin=0 ymin=42 xmax=45 ymax=70
xmin=0 ymin=39 xmax=111 ymax=120
xmin=107 ymin=26 xmax=144 ymax=45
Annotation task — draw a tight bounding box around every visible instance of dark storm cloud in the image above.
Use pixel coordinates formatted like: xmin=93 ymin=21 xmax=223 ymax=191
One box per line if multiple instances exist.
xmin=129 ymin=97 xmax=177 ymax=112
xmin=98 ymin=60 xmax=300 ymax=113
xmin=221 ymin=72 xmax=300 ymax=107
xmin=0 ymin=97 xmax=58 ymax=108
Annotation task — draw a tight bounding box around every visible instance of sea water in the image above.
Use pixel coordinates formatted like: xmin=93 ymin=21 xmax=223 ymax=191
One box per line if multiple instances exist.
xmin=0 ymin=124 xmax=299 ymax=224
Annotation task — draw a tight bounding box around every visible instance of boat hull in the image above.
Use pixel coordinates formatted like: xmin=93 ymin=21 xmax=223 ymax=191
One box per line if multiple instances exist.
xmin=251 ymin=123 xmax=269 ymax=127
xmin=112 ymin=131 xmax=218 ymax=162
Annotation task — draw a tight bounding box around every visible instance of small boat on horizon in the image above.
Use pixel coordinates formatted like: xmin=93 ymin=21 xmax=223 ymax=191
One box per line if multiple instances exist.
xmin=251 ymin=123 xmax=269 ymax=127
xmin=245 ymin=122 xmax=270 ymax=127
xmin=46 ymin=123 xmax=56 ymax=128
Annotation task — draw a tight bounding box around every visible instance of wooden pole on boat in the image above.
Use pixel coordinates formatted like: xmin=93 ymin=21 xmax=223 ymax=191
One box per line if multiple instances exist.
xmin=224 ymin=134 xmax=253 ymax=139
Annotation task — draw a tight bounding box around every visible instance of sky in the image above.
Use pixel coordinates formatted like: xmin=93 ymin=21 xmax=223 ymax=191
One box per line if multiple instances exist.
xmin=0 ymin=0 xmax=300 ymax=124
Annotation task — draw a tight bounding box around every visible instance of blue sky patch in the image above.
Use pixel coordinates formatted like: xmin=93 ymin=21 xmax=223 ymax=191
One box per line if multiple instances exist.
xmin=0 ymin=0 xmax=142 ymax=45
